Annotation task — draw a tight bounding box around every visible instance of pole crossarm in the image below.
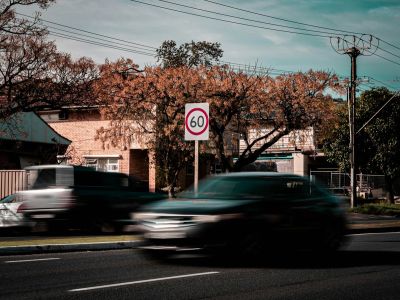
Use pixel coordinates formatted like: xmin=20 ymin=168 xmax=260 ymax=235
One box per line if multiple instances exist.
xmin=330 ymin=34 xmax=379 ymax=56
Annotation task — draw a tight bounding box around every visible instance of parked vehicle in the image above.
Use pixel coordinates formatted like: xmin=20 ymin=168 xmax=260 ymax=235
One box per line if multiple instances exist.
xmin=0 ymin=194 xmax=29 ymax=231
xmin=18 ymin=165 xmax=165 ymax=233
xmin=134 ymin=172 xmax=348 ymax=259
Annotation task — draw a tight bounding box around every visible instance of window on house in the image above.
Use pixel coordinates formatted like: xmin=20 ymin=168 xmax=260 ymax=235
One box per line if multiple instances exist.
xmin=84 ymin=157 xmax=120 ymax=172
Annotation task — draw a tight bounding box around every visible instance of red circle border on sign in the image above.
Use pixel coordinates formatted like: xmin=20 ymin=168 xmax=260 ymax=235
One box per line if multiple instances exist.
xmin=185 ymin=107 xmax=209 ymax=136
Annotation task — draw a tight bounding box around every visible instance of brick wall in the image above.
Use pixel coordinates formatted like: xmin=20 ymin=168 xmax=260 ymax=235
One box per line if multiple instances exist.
xmin=49 ymin=120 xmax=130 ymax=175
xmin=42 ymin=110 xmax=156 ymax=190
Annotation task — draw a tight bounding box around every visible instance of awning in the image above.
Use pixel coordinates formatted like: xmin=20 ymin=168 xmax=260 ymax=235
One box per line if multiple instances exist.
xmin=0 ymin=112 xmax=71 ymax=145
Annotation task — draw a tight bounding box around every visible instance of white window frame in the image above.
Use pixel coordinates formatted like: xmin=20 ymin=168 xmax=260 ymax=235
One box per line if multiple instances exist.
xmin=83 ymin=155 xmax=121 ymax=173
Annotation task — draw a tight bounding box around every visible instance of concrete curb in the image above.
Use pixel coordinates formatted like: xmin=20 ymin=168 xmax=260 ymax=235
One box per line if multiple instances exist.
xmin=2 ymin=225 xmax=400 ymax=256
xmin=348 ymin=226 xmax=400 ymax=234
xmin=0 ymin=240 xmax=141 ymax=256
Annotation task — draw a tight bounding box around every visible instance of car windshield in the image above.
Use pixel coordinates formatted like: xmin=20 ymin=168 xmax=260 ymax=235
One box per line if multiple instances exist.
xmin=177 ymin=176 xmax=301 ymax=200
xmin=28 ymin=168 xmax=73 ymax=189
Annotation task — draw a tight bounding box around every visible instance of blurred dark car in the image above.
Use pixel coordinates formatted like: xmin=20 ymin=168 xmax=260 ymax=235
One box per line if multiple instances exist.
xmin=134 ymin=172 xmax=348 ymax=259
xmin=18 ymin=165 xmax=165 ymax=233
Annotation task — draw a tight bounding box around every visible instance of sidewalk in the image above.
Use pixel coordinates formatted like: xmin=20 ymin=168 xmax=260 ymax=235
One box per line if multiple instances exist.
xmin=0 ymin=234 xmax=142 ymax=256
xmin=1 ymin=213 xmax=400 ymax=255
xmin=347 ymin=213 xmax=400 ymax=233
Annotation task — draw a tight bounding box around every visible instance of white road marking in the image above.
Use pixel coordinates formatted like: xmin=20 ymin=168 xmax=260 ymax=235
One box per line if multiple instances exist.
xmin=69 ymin=271 xmax=220 ymax=292
xmin=5 ymin=257 xmax=61 ymax=263
xmin=348 ymin=231 xmax=400 ymax=237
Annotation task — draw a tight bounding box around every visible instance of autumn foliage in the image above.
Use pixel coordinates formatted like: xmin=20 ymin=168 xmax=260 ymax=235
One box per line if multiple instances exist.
xmin=0 ymin=0 xmax=98 ymax=119
xmin=95 ymin=58 xmax=342 ymax=194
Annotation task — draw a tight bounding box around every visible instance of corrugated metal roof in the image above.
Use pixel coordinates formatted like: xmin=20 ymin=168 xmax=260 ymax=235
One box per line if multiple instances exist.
xmin=0 ymin=112 xmax=71 ymax=145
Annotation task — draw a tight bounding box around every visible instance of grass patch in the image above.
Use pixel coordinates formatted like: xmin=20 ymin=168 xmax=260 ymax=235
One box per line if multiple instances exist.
xmin=349 ymin=203 xmax=400 ymax=216
xmin=0 ymin=235 xmax=139 ymax=247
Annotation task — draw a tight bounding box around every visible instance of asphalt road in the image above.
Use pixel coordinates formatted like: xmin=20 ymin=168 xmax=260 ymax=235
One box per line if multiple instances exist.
xmin=1 ymin=232 xmax=400 ymax=300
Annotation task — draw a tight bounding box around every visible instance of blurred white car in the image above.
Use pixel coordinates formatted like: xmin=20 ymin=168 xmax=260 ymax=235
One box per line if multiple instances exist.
xmin=0 ymin=194 xmax=25 ymax=228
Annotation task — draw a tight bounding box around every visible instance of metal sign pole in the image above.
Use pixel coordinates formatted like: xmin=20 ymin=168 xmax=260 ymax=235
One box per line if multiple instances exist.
xmin=194 ymin=140 xmax=199 ymax=194
xmin=184 ymin=103 xmax=209 ymax=194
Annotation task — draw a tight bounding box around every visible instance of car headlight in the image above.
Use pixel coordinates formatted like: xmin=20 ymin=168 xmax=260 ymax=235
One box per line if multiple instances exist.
xmin=194 ymin=213 xmax=244 ymax=223
xmin=131 ymin=212 xmax=158 ymax=220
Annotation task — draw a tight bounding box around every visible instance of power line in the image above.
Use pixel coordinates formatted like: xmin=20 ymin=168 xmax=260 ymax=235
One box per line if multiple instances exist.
xmin=129 ymin=0 xmax=332 ymax=38
xmin=131 ymin=1 xmax=400 ymax=68
xmin=201 ymin=1 xmax=400 ymax=62
xmin=379 ymin=38 xmax=400 ymax=52
xmin=18 ymin=13 xmax=304 ymax=76
xmin=364 ymin=48 xmax=400 ymax=67
xmin=18 ymin=13 xmax=397 ymax=85
xmin=47 ymin=26 xmax=157 ymax=53
xmin=153 ymin=0 xmax=344 ymax=36
xmin=16 ymin=12 xmax=157 ymax=50
xmin=48 ymin=32 xmax=156 ymax=57
xmin=361 ymin=76 xmax=398 ymax=90
xmin=202 ymin=0 xmax=365 ymax=36
xmin=336 ymin=35 xmax=400 ymax=67
xmin=356 ymin=90 xmax=400 ymax=135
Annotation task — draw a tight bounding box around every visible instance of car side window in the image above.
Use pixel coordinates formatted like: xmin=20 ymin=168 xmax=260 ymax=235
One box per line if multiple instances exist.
xmin=283 ymin=179 xmax=309 ymax=198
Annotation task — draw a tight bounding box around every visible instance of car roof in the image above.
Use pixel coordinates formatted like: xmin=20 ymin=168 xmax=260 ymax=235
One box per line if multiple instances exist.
xmin=25 ymin=164 xmax=74 ymax=170
xmin=215 ymin=172 xmax=304 ymax=178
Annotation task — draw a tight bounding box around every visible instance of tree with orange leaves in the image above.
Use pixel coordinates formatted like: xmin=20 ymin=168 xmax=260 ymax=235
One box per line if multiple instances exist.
xmin=96 ymin=59 xmax=203 ymax=196
xmin=231 ymin=70 xmax=342 ymax=171
xmin=96 ymin=58 xmax=343 ymax=195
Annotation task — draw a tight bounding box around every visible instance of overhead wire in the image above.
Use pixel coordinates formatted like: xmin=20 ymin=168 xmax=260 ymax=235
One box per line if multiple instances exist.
xmin=15 ymin=11 xmax=399 ymax=87
xmin=128 ymin=0 xmax=332 ymax=38
xmin=17 ymin=13 xmax=304 ymax=76
xmin=379 ymin=38 xmax=400 ymax=52
xmin=17 ymin=12 xmax=157 ymax=50
xmin=361 ymin=76 xmax=398 ymax=91
xmin=129 ymin=0 xmax=400 ymax=67
xmin=48 ymin=26 xmax=157 ymax=54
xmin=198 ymin=1 xmax=400 ymax=63
xmin=152 ymin=0 xmax=345 ymax=36
xmin=201 ymin=0 xmax=365 ymax=36
xmin=48 ymin=32 xmax=156 ymax=57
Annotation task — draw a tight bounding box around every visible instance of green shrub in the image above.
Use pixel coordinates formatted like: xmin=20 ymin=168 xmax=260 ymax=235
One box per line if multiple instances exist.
xmin=349 ymin=203 xmax=400 ymax=216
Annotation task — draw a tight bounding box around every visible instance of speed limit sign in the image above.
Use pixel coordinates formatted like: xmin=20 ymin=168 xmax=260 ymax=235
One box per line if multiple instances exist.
xmin=185 ymin=103 xmax=209 ymax=141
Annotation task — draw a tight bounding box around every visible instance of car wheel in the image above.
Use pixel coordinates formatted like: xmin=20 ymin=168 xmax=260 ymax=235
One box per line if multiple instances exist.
xmin=237 ymin=232 xmax=265 ymax=258
xmin=318 ymin=222 xmax=346 ymax=252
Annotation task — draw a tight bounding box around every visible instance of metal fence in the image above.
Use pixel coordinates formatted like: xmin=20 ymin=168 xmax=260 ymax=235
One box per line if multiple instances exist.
xmin=0 ymin=170 xmax=27 ymax=199
xmin=310 ymin=171 xmax=386 ymax=199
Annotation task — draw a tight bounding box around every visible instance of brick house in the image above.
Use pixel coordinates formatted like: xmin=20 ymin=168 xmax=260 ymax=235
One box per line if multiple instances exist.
xmin=39 ymin=107 xmax=156 ymax=192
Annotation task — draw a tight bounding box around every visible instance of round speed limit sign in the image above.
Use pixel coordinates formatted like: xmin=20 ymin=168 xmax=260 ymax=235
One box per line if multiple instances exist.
xmin=185 ymin=103 xmax=209 ymax=141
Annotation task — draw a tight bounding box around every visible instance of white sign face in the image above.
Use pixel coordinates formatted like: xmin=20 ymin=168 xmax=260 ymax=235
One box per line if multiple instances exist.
xmin=185 ymin=103 xmax=209 ymax=141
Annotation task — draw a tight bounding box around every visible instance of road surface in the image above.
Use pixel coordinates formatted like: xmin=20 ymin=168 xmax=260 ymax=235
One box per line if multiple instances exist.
xmin=1 ymin=232 xmax=400 ymax=299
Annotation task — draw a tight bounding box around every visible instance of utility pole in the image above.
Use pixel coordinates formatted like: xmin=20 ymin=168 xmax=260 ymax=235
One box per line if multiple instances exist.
xmin=331 ymin=35 xmax=378 ymax=208
xmin=347 ymin=47 xmax=360 ymax=208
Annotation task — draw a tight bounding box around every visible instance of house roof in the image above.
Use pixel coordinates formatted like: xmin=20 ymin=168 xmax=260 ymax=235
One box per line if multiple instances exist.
xmin=0 ymin=112 xmax=71 ymax=145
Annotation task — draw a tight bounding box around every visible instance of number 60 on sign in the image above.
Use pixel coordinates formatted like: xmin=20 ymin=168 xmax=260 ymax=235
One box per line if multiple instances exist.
xmin=184 ymin=103 xmax=209 ymax=141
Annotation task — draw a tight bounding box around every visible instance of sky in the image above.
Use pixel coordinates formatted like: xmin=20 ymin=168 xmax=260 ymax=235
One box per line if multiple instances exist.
xmin=18 ymin=0 xmax=400 ymax=94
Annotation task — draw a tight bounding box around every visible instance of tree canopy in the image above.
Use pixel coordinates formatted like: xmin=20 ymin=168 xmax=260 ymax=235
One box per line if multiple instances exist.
xmin=95 ymin=56 xmax=341 ymax=195
xmin=0 ymin=0 xmax=98 ymax=120
xmin=156 ymin=40 xmax=223 ymax=68
xmin=323 ymin=87 xmax=400 ymax=202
